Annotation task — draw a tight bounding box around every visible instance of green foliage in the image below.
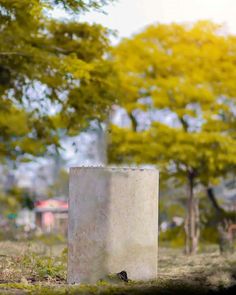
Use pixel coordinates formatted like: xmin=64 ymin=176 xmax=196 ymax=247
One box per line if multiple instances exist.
xmin=201 ymin=227 xmax=219 ymax=245
xmin=0 ymin=0 xmax=117 ymax=161
xmin=22 ymin=251 xmax=66 ymax=280
xmin=0 ymin=189 xmax=21 ymax=215
xmin=0 ymin=186 xmax=36 ymax=216
xmin=166 ymin=203 xmax=185 ymax=219
xmin=159 ymin=226 xmax=185 ymax=248
xmin=47 ymin=0 xmax=115 ymax=13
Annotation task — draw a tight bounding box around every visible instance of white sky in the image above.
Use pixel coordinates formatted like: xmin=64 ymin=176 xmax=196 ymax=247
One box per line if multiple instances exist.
xmin=79 ymin=0 xmax=236 ymax=40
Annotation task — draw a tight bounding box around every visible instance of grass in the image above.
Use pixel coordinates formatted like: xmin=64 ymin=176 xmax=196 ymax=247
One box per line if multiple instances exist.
xmin=0 ymin=241 xmax=236 ymax=294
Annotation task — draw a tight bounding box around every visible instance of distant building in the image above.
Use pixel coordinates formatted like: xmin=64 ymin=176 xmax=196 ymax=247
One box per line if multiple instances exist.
xmin=34 ymin=199 xmax=68 ymax=236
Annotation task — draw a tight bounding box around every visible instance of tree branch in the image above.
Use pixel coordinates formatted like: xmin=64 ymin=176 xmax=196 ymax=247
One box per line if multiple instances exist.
xmin=206 ymin=187 xmax=224 ymax=213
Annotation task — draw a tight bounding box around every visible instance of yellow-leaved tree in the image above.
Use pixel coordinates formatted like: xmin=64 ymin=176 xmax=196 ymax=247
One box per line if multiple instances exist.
xmin=0 ymin=0 xmax=117 ymax=161
xmin=108 ymin=21 xmax=236 ymax=254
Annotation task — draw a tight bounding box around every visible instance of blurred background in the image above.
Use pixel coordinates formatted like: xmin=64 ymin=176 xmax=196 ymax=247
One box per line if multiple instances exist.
xmin=1 ymin=0 xmax=236 ymax=258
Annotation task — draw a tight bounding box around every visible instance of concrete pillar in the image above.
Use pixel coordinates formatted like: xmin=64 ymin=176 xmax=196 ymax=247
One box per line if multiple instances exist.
xmin=68 ymin=167 xmax=159 ymax=284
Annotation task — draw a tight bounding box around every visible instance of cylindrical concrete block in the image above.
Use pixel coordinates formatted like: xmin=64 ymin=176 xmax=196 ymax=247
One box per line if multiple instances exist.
xmin=68 ymin=167 xmax=159 ymax=284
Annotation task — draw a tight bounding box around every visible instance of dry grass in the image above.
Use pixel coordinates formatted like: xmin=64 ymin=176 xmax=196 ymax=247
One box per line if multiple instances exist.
xmin=158 ymin=246 xmax=236 ymax=289
xmin=0 ymin=241 xmax=236 ymax=294
xmin=0 ymin=240 xmax=67 ymax=285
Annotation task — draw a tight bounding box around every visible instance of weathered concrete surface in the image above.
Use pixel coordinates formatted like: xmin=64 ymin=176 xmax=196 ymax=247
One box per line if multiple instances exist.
xmin=68 ymin=167 xmax=159 ymax=284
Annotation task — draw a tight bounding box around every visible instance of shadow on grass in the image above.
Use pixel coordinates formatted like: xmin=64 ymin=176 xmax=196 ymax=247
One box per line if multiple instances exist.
xmin=1 ymin=280 xmax=236 ymax=295
xmin=96 ymin=282 xmax=236 ymax=295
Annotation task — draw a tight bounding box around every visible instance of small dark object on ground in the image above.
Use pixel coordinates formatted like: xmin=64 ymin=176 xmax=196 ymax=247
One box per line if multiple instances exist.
xmin=117 ymin=270 xmax=129 ymax=282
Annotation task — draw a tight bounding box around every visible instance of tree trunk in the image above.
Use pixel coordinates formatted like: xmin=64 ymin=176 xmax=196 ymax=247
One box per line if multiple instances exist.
xmin=129 ymin=112 xmax=138 ymax=132
xmin=185 ymin=172 xmax=199 ymax=255
xmin=218 ymin=219 xmax=234 ymax=254
xmin=206 ymin=187 xmax=223 ymax=213
xmin=206 ymin=187 xmax=233 ymax=253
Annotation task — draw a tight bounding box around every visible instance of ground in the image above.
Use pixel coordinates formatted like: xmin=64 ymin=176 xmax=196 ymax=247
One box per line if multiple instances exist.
xmin=0 ymin=240 xmax=236 ymax=294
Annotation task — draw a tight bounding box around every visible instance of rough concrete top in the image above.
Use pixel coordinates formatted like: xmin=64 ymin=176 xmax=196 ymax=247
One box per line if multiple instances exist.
xmin=70 ymin=166 xmax=158 ymax=172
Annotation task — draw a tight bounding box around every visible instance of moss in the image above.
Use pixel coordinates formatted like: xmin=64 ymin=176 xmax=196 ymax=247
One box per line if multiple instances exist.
xmin=0 ymin=280 xmax=215 ymax=295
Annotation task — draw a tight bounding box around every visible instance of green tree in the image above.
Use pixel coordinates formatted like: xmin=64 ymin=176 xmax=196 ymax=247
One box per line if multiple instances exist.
xmin=109 ymin=21 xmax=236 ymax=254
xmin=0 ymin=0 xmax=117 ymax=161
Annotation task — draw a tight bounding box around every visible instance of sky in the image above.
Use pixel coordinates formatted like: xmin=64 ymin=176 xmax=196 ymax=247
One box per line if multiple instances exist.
xmin=79 ymin=0 xmax=236 ymax=40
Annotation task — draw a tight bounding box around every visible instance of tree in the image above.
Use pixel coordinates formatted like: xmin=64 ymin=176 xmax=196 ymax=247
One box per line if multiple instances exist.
xmin=0 ymin=0 xmax=117 ymax=161
xmin=108 ymin=21 xmax=236 ymax=254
